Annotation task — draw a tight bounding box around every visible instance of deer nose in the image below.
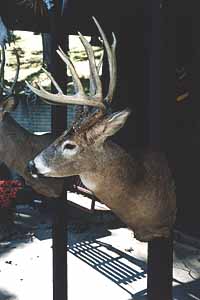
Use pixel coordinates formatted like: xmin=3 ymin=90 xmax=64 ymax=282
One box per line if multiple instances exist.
xmin=28 ymin=160 xmax=39 ymax=178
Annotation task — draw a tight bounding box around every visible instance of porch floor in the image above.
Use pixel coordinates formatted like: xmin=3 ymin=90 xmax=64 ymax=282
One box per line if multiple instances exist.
xmin=0 ymin=192 xmax=200 ymax=300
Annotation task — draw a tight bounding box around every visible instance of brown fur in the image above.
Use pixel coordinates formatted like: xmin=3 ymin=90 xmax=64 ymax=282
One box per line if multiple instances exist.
xmin=27 ymin=19 xmax=176 ymax=241
xmin=31 ymin=110 xmax=176 ymax=241
xmin=0 ymin=113 xmax=64 ymax=197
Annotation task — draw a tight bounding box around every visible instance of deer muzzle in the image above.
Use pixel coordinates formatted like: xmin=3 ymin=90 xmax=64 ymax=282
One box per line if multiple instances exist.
xmin=28 ymin=156 xmax=52 ymax=178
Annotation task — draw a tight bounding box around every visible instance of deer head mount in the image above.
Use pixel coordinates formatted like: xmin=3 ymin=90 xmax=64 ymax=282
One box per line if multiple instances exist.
xmin=27 ymin=17 xmax=176 ymax=242
xmin=0 ymin=45 xmax=64 ymax=198
xmin=26 ymin=17 xmax=131 ymax=176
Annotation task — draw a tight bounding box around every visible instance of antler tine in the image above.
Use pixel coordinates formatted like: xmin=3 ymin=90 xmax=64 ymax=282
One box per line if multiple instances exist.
xmin=78 ymin=32 xmax=102 ymax=99
xmin=7 ymin=48 xmax=20 ymax=97
xmin=109 ymin=33 xmax=117 ymax=101
xmin=57 ymin=47 xmax=85 ymax=95
xmin=57 ymin=47 xmax=93 ymax=120
xmin=42 ymin=67 xmax=63 ymax=94
xmin=89 ymin=49 xmax=104 ymax=96
xmin=92 ymin=16 xmax=117 ymax=103
xmin=0 ymin=46 xmax=5 ymax=96
xmin=97 ymin=50 xmax=104 ymax=74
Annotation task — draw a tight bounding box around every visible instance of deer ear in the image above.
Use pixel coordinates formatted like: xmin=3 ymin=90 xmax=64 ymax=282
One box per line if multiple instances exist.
xmin=88 ymin=108 xmax=131 ymax=144
xmin=103 ymin=109 xmax=131 ymax=138
xmin=87 ymin=109 xmax=131 ymax=144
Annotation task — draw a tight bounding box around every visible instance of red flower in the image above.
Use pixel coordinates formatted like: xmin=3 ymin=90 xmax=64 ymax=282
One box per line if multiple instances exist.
xmin=0 ymin=180 xmax=23 ymax=208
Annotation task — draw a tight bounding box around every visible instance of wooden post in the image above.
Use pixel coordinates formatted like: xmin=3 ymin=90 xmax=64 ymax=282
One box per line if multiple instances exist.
xmin=147 ymin=235 xmax=173 ymax=300
xmin=48 ymin=2 xmax=68 ymax=300
xmin=145 ymin=1 xmax=175 ymax=299
xmin=52 ymin=185 xmax=68 ymax=300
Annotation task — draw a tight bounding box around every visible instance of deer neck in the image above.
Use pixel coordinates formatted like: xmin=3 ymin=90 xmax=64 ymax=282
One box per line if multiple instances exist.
xmin=80 ymin=141 xmax=139 ymax=205
xmin=0 ymin=114 xmax=64 ymax=198
xmin=0 ymin=114 xmax=33 ymax=170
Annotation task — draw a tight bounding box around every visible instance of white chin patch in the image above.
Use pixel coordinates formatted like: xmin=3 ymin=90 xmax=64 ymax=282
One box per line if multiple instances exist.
xmin=34 ymin=156 xmax=51 ymax=176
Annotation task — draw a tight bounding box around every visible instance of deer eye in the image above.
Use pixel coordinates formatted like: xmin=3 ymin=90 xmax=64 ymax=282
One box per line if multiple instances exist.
xmin=63 ymin=143 xmax=76 ymax=150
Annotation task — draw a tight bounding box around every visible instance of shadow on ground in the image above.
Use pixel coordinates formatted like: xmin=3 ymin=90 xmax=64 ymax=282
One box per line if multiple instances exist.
xmin=172 ymin=278 xmax=200 ymax=300
xmin=133 ymin=278 xmax=200 ymax=300
xmin=1 ymin=197 xmax=200 ymax=300
xmin=0 ymin=198 xmax=125 ymax=256
xmin=68 ymin=238 xmax=147 ymax=298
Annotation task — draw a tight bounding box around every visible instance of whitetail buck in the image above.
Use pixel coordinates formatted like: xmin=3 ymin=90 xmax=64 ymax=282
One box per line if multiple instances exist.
xmin=27 ymin=17 xmax=176 ymax=242
xmin=0 ymin=45 xmax=64 ymax=197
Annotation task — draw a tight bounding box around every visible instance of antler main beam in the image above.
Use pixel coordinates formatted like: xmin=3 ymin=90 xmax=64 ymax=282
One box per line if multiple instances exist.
xmin=0 ymin=46 xmax=20 ymax=100
xmin=26 ymin=17 xmax=117 ymax=113
xmin=26 ymin=58 xmax=105 ymax=111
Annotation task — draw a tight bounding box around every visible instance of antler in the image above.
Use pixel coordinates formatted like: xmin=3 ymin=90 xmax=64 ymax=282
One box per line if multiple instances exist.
xmin=92 ymin=17 xmax=117 ymax=103
xmin=0 ymin=46 xmax=20 ymax=100
xmin=0 ymin=46 xmax=5 ymax=97
xmin=26 ymin=17 xmax=117 ymax=114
